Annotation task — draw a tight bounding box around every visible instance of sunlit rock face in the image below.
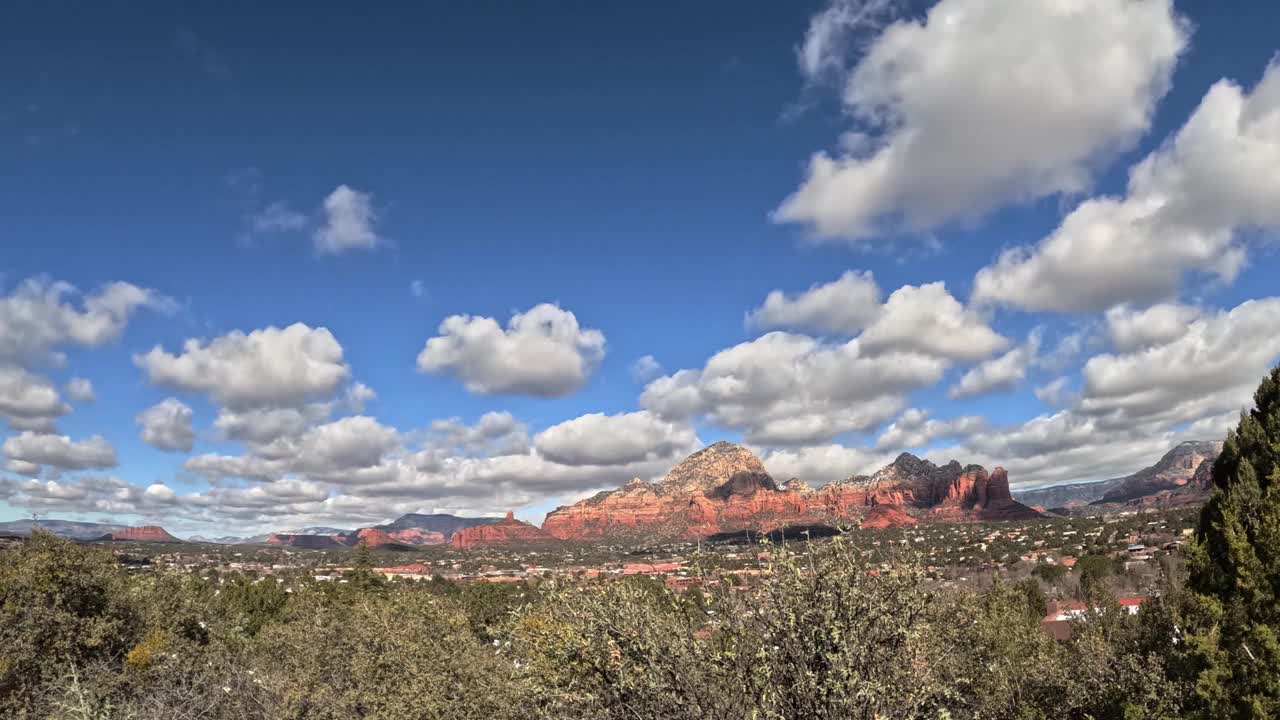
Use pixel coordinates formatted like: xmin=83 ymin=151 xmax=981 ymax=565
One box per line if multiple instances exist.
xmin=540 ymin=444 xmax=1041 ymax=543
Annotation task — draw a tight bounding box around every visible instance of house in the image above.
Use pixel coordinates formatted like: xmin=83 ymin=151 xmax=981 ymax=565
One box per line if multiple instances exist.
xmin=376 ymin=563 xmax=433 ymax=580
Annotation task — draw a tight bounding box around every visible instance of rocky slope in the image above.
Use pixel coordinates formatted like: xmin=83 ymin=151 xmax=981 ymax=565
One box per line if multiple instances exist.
xmin=450 ymin=512 xmax=555 ymax=549
xmin=99 ymin=526 xmax=182 ymax=543
xmin=380 ymin=513 xmax=499 ymax=536
xmin=267 ymin=533 xmax=349 ymax=549
xmin=1013 ymin=479 xmax=1117 ymax=509
xmin=541 ymin=442 xmax=1040 ymax=542
xmin=1093 ymin=441 xmax=1222 ymax=504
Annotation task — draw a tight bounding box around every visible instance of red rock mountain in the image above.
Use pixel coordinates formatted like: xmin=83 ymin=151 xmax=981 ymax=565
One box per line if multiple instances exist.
xmin=541 ymin=442 xmax=1040 ymax=542
xmin=101 ymin=525 xmax=181 ymax=543
xmin=450 ymin=511 xmax=555 ymax=548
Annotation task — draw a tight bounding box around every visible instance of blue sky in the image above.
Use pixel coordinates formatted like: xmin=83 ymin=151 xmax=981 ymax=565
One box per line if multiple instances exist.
xmin=2 ymin=0 xmax=1278 ymax=535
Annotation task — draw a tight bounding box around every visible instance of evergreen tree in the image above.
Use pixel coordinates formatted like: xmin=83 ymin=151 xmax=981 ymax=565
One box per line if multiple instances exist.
xmin=1185 ymin=364 xmax=1280 ymax=718
xmin=344 ymin=540 xmax=384 ymax=592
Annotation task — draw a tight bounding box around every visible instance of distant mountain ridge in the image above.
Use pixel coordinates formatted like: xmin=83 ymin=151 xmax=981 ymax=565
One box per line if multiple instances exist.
xmin=0 ymin=519 xmax=127 ymax=540
xmin=1012 ymin=440 xmax=1221 ymax=509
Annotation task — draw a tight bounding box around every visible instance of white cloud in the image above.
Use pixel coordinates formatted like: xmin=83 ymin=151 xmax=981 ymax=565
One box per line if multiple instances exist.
xmin=0 ymin=475 xmax=181 ymax=517
xmin=948 ymin=333 xmax=1039 ymax=399
xmin=290 ymin=416 xmax=401 ymax=476
xmin=1076 ymin=298 xmax=1280 ymax=428
xmin=5 ymin=459 xmax=40 ymax=477
xmin=747 ymin=270 xmax=882 ymax=335
xmin=1034 ymin=376 xmax=1074 ymax=407
xmin=410 ymin=279 xmax=426 ymax=298
xmin=640 ymin=331 xmax=943 ymax=445
xmin=0 ymin=276 xmax=174 ymax=364
xmin=417 ymin=303 xmax=605 ymax=397
xmin=858 ymin=282 xmax=1007 ymax=361
xmin=249 ymin=201 xmax=308 ymax=236
xmin=973 ymin=60 xmax=1280 ymax=311
xmin=136 ymin=398 xmax=196 ymax=452
xmin=313 ymin=185 xmax=383 ymax=255
xmin=135 ymin=323 xmax=350 ymax=410
xmin=426 ymin=412 xmax=529 ymax=458
xmin=2 ymin=432 xmax=117 ymax=471
xmin=534 ymin=411 xmax=698 ymax=466
xmin=64 ymin=377 xmax=95 ymax=403
xmin=796 ymin=0 xmax=898 ymax=87
xmin=1104 ymin=303 xmax=1201 ymax=352
xmin=761 ymin=444 xmax=894 ymax=486
xmin=875 ymin=408 xmax=984 ymax=449
xmin=776 ymin=0 xmax=1188 ymax=241
xmin=0 ymin=366 xmax=69 ymax=432
xmin=934 ymin=411 xmax=1175 ymax=490
xmin=629 ymin=355 xmax=663 ymax=383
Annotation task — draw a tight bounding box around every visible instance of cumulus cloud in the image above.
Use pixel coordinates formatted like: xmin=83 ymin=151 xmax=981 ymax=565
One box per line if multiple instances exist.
xmin=426 ymin=412 xmax=529 ymax=458
xmin=534 ymin=411 xmax=698 ymax=466
xmin=858 ymin=283 xmax=1008 ymax=361
xmin=948 ymin=333 xmax=1040 ymax=399
xmin=1034 ymin=377 xmax=1075 ymax=407
xmin=1104 ymin=303 xmax=1202 ymax=352
xmin=2 ymin=432 xmax=117 ymax=471
xmin=1076 ymin=298 xmax=1280 ymax=428
xmin=136 ymin=398 xmax=196 ymax=452
xmin=776 ymin=0 xmax=1188 ymax=241
xmin=0 ymin=366 xmax=69 ymax=432
xmin=747 ymin=270 xmax=882 ymax=335
xmin=0 ymin=475 xmax=182 ymax=517
xmin=760 ymin=444 xmax=894 ymax=486
xmin=875 ymin=408 xmax=984 ymax=450
xmin=933 ymin=411 xmax=1176 ymax=490
xmin=313 ymin=185 xmax=383 ymax=255
xmin=0 ymin=276 xmax=174 ymax=365
xmin=135 ymin=323 xmax=350 ymax=410
xmin=641 ymin=331 xmax=944 ymax=445
xmin=973 ymin=60 xmax=1280 ymax=311
xmin=417 ymin=303 xmax=605 ymax=397
xmin=629 ymin=355 xmax=663 ymax=383
xmin=64 ymin=377 xmax=95 ymax=403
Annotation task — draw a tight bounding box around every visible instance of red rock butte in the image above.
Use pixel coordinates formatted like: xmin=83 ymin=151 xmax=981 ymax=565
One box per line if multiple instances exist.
xmin=540 ymin=442 xmax=1041 ymax=543
xmin=449 ymin=511 xmax=556 ymax=548
xmin=102 ymin=525 xmax=181 ymax=543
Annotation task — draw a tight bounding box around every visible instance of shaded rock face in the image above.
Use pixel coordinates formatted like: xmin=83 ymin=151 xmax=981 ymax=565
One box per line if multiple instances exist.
xmin=1096 ymin=441 xmax=1223 ymax=504
xmin=541 ymin=444 xmax=1042 ymax=542
xmin=103 ymin=526 xmax=181 ymax=543
xmin=450 ymin=511 xmax=555 ymax=549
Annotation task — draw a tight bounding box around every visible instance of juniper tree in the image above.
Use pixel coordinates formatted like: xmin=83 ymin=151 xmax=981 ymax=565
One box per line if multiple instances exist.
xmin=1185 ymin=364 xmax=1280 ymax=718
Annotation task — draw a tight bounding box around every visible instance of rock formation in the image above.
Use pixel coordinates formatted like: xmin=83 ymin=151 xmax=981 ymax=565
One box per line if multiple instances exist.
xmin=541 ymin=443 xmax=1041 ymax=542
xmin=267 ymin=533 xmax=348 ymax=549
xmin=450 ymin=511 xmax=556 ymax=549
xmin=1094 ymin=441 xmax=1223 ymax=504
xmin=99 ymin=525 xmax=181 ymax=543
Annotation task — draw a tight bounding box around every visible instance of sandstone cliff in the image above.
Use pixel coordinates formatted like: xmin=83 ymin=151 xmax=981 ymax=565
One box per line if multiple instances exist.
xmin=541 ymin=443 xmax=1041 ymax=542
xmin=450 ymin=511 xmax=555 ymax=548
xmin=100 ymin=525 xmax=182 ymax=543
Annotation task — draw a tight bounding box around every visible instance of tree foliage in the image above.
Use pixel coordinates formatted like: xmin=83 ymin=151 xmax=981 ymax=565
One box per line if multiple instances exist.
xmin=1184 ymin=364 xmax=1280 ymax=718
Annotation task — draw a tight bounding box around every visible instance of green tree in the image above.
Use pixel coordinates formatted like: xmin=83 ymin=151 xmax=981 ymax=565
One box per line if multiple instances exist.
xmin=1016 ymin=577 xmax=1049 ymax=619
xmin=0 ymin=532 xmax=140 ymax=719
xmin=344 ymin=541 xmax=384 ymax=592
xmin=1184 ymin=364 xmax=1280 ymax=717
xmin=1033 ymin=562 xmax=1069 ymax=585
